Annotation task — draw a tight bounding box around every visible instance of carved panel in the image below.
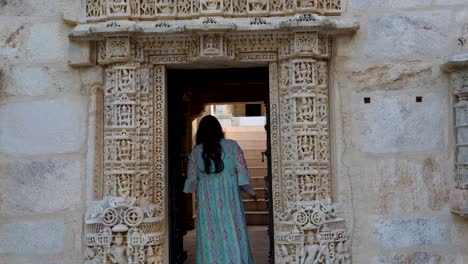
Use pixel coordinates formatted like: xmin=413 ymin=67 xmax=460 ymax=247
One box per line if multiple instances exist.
xmin=85 ymin=0 xmax=342 ymax=20
xmin=86 ymin=64 xmax=167 ymax=263
xmin=98 ymin=37 xmax=131 ymax=64
xmin=84 ymin=197 xmax=165 ymax=263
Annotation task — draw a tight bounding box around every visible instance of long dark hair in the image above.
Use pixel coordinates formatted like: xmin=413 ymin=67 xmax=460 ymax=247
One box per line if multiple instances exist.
xmin=195 ymin=115 xmax=225 ymax=174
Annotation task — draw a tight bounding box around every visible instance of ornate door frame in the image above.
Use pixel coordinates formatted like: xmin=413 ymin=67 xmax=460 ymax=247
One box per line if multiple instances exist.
xmin=75 ymin=15 xmax=358 ymax=264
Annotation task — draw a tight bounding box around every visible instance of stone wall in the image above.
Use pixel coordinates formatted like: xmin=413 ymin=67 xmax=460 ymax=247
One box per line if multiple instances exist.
xmin=1 ymin=0 xmax=468 ymax=263
xmin=333 ymin=0 xmax=468 ymax=263
xmin=0 ymin=1 xmax=93 ymax=263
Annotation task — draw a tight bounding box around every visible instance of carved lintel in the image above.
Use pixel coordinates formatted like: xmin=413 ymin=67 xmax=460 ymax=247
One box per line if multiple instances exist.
xmin=69 ymin=16 xmax=359 ymax=40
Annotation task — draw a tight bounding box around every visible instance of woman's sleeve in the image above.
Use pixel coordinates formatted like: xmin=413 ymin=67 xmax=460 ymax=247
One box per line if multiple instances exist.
xmin=240 ymin=184 xmax=256 ymax=196
xmin=183 ymin=152 xmax=198 ymax=193
xmin=234 ymin=141 xmax=250 ymax=186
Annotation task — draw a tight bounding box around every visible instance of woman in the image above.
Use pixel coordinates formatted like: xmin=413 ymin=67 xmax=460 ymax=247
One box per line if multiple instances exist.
xmin=183 ymin=115 xmax=256 ymax=264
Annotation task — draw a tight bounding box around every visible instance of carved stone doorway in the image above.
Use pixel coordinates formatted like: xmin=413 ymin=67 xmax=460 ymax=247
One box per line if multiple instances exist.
xmin=166 ymin=67 xmax=273 ymax=263
xmin=80 ymin=17 xmax=355 ymax=262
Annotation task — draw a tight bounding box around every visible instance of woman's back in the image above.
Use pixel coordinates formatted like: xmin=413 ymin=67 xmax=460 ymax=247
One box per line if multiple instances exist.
xmin=184 ymin=138 xmax=255 ymax=264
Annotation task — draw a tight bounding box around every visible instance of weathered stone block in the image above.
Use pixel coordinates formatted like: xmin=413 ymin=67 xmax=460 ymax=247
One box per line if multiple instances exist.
xmin=26 ymin=23 xmax=68 ymax=63
xmin=0 ymin=18 xmax=26 ymax=61
xmin=367 ymin=158 xmax=451 ymax=214
xmin=0 ymin=0 xmax=57 ymax=16
xmin=1 ymin=65 xmax=80 ymax=97
xmin=435 ymin=0 xmax=468 ymax=5
xmin=79 ymin=66 xmax=104 ymax=90
xmin=374 ymin=217 xmax=446 ymax=248
xmin=0 ymin=158 xmax=83 ymax=217
xmin=350 ymin=0 xmax=385 ymax=11
xmin=0 ymin=98 xmax=87 ymax=156
xmin=0 ymin=0 xmax=80 ymax=18
xmin=68 ymin=41 xmax=94 ymax=67
xmin=368 ymin=11 xmax=452 ymax=60
xmin=388 ymin=0 xmax=432 ymax=8
xmin=352 ymin=92 xmax=446 ymax=153
xmin=0 ymin=219 xmax=65 ymax=254
xmin=376 ymin=252 xmax=462 ymax=264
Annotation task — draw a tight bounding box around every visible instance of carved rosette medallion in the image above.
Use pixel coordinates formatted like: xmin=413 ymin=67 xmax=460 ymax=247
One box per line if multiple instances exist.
xmin=85 ymin=197 xmax=164 ymax=263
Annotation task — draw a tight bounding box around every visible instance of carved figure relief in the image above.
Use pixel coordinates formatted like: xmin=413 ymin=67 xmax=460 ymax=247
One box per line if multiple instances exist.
xmin=85 ymin=0 xmax=341 ymax=19
xmin=84 ymin=197 xmax=165 ymax=264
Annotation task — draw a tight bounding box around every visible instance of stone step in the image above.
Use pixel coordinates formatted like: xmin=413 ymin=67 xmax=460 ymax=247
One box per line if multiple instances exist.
xmin=224 ymin=126 xmax=265 ymax=132
xmin=241 ymin=188 xmax=267 ymax=199
xmin=237 ymin=139 xmax=267 ymax=149
xmin=245 ymin=211 xmax=269 ymax=225
xmin=225 ymin=131 xmax=267 ymax=140
xmin=249 ymin=167 xmax=268 ymax=177
xmin=243 ymin=148 xmax=265 ymax=158
xmin=246 ymin=157 xmax=267 ymax=168
xmin=250 ymin=176 xmax=267 ymax=188
xmin=243 ymin=199 xmax=268 ymax=211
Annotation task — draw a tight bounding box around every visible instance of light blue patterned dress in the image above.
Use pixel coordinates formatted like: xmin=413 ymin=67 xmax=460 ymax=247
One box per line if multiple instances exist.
xmin=183 ymin=138 xmax=256 ymax=264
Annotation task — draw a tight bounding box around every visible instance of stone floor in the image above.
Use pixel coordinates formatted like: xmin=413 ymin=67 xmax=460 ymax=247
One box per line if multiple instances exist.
xmin=183 ymin=225 xmax=270 ymax=264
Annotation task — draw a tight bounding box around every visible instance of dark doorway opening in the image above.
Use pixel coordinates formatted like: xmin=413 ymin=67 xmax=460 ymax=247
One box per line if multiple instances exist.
xmin=245 ymin=104 xmax=262 ymax=117
xmin=167 ymin=67 xmax=274 ymax=264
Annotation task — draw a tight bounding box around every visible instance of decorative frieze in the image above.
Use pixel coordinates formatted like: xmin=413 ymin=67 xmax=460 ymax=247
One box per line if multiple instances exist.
xmin=85 ymin=0 xmax=342 ymax=21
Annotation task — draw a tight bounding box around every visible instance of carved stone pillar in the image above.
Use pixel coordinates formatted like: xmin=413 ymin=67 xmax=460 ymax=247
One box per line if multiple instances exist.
xmin=449 ymin=68 xmax=468 ymax=216
xmin=273 ymin=32 xmax=350 ymax=263
xmin=444 ymin=25 xmax=468 ymax=217
xmin=83 ymin=36 xmax=167 ymax=263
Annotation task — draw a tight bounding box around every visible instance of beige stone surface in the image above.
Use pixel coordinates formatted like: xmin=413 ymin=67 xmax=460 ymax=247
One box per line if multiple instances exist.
xmin=0 ymin=0 xmax=87 ymax=263
xmin=1 ymin=65 xmax=81 ymax=97
xmin=330 ymin=0 xmax=468 ymax=262
xmin=0 ymin=158 xmax=83 ymax=217
xmin=0 ymin=219 xmax=65 ymax=254
xmin=0 ymin=98 xmax=87 ymax=156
